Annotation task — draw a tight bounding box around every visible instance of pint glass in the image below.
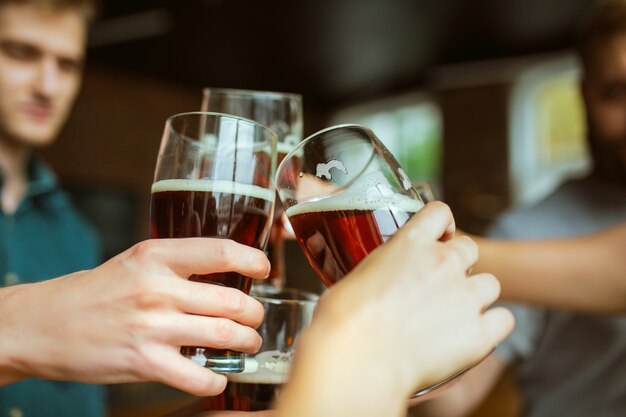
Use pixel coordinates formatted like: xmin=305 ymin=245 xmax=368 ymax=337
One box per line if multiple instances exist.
xmin=150 ymin=112 xmax=276 ymax=373
xmin=167 ymin=288 xmax=318 ymax=414
xmin=202 ymin=88 xmax=303 ymax=290
xmin=276 ymin=124 xmax=425 ymax=287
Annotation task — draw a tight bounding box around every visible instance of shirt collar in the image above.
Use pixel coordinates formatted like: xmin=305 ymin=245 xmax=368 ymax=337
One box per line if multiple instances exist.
xmin=26 ymin=157 xmax=59 ymax=198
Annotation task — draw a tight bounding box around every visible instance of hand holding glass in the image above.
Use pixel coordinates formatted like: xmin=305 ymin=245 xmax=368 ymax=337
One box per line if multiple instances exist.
xmin=276 ymin=124 xmax=477 ymax=396
xmin=150 ymin=112 xmax=276 ymax=373
xmin=166 ymin=288 xmax=318 ymax=415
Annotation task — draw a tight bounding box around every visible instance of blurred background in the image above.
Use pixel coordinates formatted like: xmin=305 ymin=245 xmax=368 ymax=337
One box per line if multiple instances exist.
xmin=43 ymin=0 xmax=595 ymax=415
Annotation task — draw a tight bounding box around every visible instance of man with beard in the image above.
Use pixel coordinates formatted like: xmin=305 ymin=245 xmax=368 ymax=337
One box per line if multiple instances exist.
xmin=411 ymin=1 xmax=626 ymax=416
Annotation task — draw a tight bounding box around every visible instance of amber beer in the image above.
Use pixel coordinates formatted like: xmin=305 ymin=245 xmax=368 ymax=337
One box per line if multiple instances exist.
xmin=151 ymin=178 xmax=274 ymax=288
xmin=150 ymin=179 xmax=274 ymax=361
xmin=287 ymin=194 xmax=423 ymax=287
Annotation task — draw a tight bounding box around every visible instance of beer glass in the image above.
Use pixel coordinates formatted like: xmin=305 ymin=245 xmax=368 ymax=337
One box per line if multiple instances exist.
xmin=150 ymin=112 xmax=277 ymax=373
xmin=276 ymin=124 xmax=425 ymax=287
xmin=168 ymin=288 xmax=318 ymax=414
xmin=202 ymin=88 xmax=303 ymax=290
xmin=276 ymin=124 xmax=481 ymax=397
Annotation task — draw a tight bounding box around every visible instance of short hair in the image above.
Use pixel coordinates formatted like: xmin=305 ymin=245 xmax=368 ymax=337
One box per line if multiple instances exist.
xmin=0 ymin=0 xmax=98 ymax=22
xmin=577 ymin=0 xmax=626 ymax=75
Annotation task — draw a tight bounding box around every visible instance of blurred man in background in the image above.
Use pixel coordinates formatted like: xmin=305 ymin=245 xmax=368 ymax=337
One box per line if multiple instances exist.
xmin=0 ymin=0 xmax=105 ymax=415
xmin=411 ymin=0 xmax=626 ymax=416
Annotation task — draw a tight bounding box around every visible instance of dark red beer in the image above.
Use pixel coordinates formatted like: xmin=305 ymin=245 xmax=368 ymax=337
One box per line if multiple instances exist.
xmin=150 ymin=179 xmax=273 ymax=286
xmin=201 ymin=370 xmax=285 ymax=411
xmin=287 ymin=196 xmax=423 ymax=287
xmin=150 ymin=179 xmax=274 ymax=363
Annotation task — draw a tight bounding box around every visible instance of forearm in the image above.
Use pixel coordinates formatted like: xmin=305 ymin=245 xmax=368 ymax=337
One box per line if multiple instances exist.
xmin=475 ymin=226 xmax=626 ymax=312
xmin=277 ymin=316 xmax=410 ymax=417
xmin=0 ymin=284 xmax=30 ymax=385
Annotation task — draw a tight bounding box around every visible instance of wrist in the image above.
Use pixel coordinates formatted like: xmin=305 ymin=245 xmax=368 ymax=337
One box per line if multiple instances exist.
xmin=0 ymin=284 xmax=32 ymax=385
xmin=279 ymin=312 xmax=412 ymax=417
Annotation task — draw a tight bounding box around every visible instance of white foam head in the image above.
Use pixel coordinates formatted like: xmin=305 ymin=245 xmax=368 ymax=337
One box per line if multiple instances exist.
xmin=286 ymin=171 xmax=424 ymax=217
xmin=151 ymin=179 xmax=275 ymax=203
xmin=227 ymin=351 xmax=291 ymax=384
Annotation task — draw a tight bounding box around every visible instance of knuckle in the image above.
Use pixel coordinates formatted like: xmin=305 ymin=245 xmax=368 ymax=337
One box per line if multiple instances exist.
xmin=443 ymin=245 xmax=466 ymax=271
xmin=429 ymin=200 xmax=451 ymax=213
xmin=216 ymin=240 xmax=237 ymax=269
xmin=403 ymin=225 xmax=424 ymax=245
xmin=129 ymin=240 xmax=160 ymax=263
xmin=249 ymin=299 xmax=265 ymax=329
xmin=218 ymin=288 xmax=247 ymax=317
xmin=432 ymin=246 xmax=458 ymax=270
xmin=458 ymin=234 xmax=478 ymax=254
xmin=212 ymin=319 xmax=237 ymax=347
xmin=483 ymin=273 xmax=501 ymax=295
xmin=471 ymin=273 xmax=500 ymax=297
xmin=134 ymin=291 xmax=171 ymax=310
xmin=246 ymin=332 xmax=263 ymax=353
xmin=128 ymin=312 xmax=153 ymax=337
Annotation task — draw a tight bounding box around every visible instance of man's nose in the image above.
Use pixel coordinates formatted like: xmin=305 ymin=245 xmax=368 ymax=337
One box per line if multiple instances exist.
xmin=35 ymin=57 xmax=61 ymax=96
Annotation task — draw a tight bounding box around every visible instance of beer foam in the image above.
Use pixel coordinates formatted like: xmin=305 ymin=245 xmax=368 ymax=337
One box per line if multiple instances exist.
xmin=227 ymin=352 xmax=291 ymax=384
xmin=151 ymin=179 xmax=275 ymax=202
xmin=286 ymin=172 xmax=424 ymax=217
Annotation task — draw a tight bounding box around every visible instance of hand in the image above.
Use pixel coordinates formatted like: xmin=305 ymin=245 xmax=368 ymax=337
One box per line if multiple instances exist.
xmin=279 ymin=202 xmax=514 ymax=417
xmin=0 ymin=238 xmax=270 ymax=396
xmin=320 ymin=201 xmax=512 ymax=392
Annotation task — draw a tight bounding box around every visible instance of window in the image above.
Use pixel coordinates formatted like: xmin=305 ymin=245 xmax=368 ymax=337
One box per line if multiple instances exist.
xmin=332 ymin=93 xmax=443 ymax=192
xmin=509 ymin=54 xmax=589 ymax=206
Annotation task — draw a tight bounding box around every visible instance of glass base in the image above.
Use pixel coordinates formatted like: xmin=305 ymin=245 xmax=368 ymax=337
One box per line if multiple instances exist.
xmin=411 ymin=349 xmax=494 ymax=398
xmin=181 ymin=346 xmax=244 ymax=373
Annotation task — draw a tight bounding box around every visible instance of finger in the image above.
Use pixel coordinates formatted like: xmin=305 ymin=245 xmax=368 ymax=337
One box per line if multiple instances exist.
xmin=305 ymin=232 xmax=327 ymax=256
xmin=153 ymin=349 xmax=228 ymax=396
xmin=133 ymin=239 xmax=270 ymax=279
xmin=445 ymin=235 xmax=479 ymax=270
xmin=467 ymin=273 xmax=501 ymax=308
xmin=172 ymin=282 xmax=264 ymax=328
xmin=481 ymin=306 xmax=515 ymax=347
xmin=398 ymin=201 xmax=455 ymax=243
xmin=157 ymin=314 xmax=263 ymax=354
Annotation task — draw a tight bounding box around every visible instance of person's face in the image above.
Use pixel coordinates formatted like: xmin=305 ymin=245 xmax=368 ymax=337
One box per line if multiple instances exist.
xmin=0 ymin=3 xmax=86 ymax=148
xmin=582 ymin=32 xmax=626 ymax=183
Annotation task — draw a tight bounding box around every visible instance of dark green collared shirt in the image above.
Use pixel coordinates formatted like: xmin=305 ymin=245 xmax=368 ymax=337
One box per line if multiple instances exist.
xmin=0 ymin=158 xmax=105 ymax=417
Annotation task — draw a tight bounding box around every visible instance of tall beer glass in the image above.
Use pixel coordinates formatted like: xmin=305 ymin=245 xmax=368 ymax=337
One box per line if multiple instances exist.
xmin=276 ymin=124 xmax=425 ymax=287
xmin=150 ymin=112 xmax=277 ymax=373
xmin=202 ymin=88 xmax=303 ymax=290
xmin=166 ymin=288 xmax=318 ymax=415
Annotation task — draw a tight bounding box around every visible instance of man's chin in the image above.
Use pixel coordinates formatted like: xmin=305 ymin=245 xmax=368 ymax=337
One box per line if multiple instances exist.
xmin=3 ymin=128 xmax=59 ymax=148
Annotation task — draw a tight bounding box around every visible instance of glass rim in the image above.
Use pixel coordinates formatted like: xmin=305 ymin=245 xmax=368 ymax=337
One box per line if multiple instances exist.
xmin=165 ymin=111 xmax=278 ymax=148
xmin=276 ymin=123 xmax=380 ymax=205
xmin=167 ymin=111 xmax=274 ymax=131
xmin=251 ymin=287 xmax=319 ymax=306
xmin=202 ymin=87 xmax=302 ymax=103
